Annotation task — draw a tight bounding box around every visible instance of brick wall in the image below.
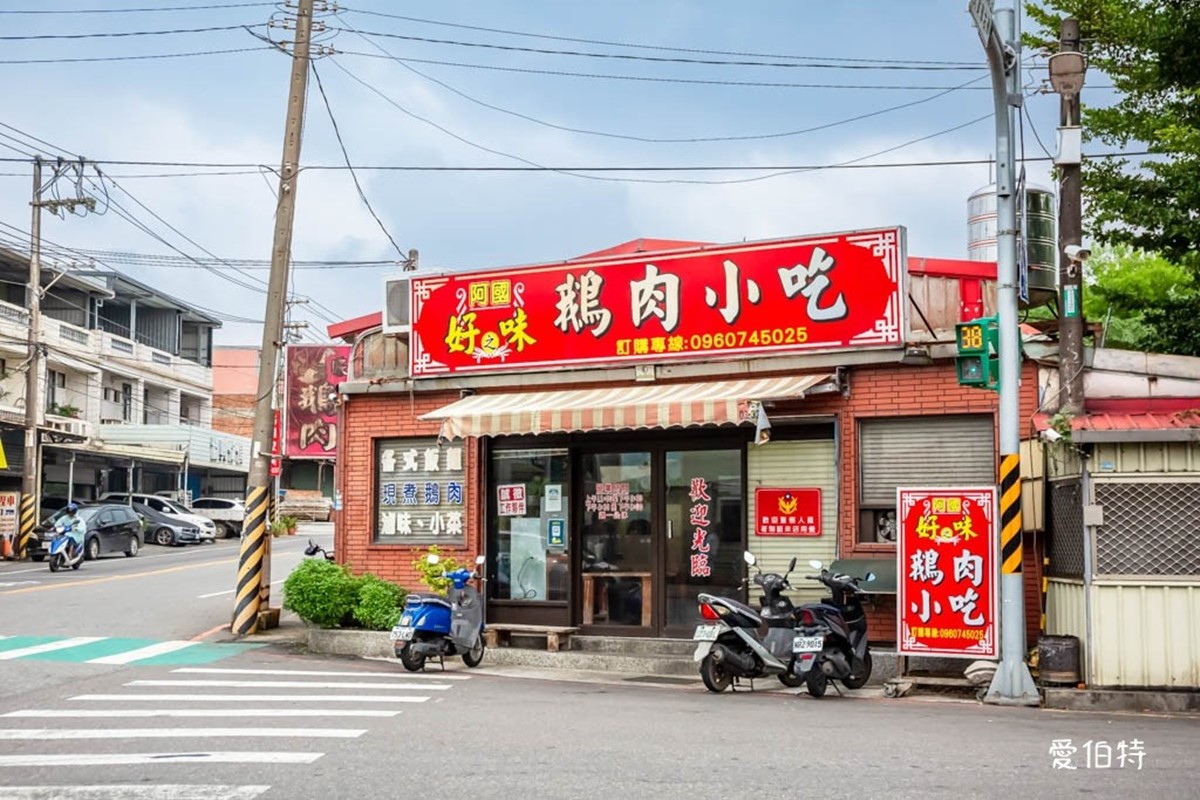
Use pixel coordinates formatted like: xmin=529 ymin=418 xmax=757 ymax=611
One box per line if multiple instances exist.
xmin=212 ymin=394 xmax=254 ymax=438
xmin=335 ymin=390 xmax=482 ymax=590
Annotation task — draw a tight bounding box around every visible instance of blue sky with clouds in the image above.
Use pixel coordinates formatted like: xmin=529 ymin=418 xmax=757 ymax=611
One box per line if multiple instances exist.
xmin=0 ymin=1 xmax=1075 ymax=344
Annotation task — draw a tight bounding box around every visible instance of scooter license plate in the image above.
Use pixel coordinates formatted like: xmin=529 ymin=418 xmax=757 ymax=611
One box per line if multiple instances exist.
xmin=692 ymin=624 xmax=721 ymax=641
xmin=389 ymin=627 xmax=415 ymax=642
xmin=793 ymin=635 xmax=824 ymax=653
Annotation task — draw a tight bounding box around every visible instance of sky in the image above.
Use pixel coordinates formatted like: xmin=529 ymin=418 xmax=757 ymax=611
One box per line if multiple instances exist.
xmin=0 ymin=1 xmax=1083 ymax=347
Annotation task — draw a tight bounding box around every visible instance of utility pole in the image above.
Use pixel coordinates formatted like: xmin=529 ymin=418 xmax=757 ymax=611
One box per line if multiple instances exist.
xmin=1053 ymin=17 xmax=1086 ymax=414
xmin=17 ymin=158 xmax=44 ymax=560
xmin=970 ymin=0 xmax=1039 ymax=705
xmin=232 ymin=0 xmax=316 ymax=637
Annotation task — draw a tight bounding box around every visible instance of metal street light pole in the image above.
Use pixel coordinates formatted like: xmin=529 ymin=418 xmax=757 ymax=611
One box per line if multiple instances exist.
xmin=970 ymin=0 xmax=1039 ymax=705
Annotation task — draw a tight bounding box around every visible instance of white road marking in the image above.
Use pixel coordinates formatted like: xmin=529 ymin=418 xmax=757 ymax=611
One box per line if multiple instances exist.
xmin=0 ymin=727 xmax=365 ymax=740
xmin=73 ymin=693 xmax=429 ymax=703
xmin=0 ymin=636 xmax=105 ymax=660
xmin=0 ymin=752 xmax=321 ymax=766
xmin=127 ymin=679 xmax=452 ymax=691
xmin=173 ymin=666 xmax=471 ymax=680
xmin=87 ymin=640 xmax=199 ymax=665
xmin=0 ymin=786 xmax=270 ymax=800
xmin=0 ymin=581 xmax=39 ymax=588
xmin=197 ymin=579 xmax=282 ymax=599
xmin=3 ymin=708 xmax=401 ymax=719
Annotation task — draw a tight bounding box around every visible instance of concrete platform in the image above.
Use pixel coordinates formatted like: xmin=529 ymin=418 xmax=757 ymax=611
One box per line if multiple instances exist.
xmin=1043 ymin=687 xmax=1200 ymax=715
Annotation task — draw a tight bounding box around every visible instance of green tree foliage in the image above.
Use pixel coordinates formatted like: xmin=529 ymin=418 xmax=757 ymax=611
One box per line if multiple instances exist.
xmin=1082 ymin=246 xmax=1199 ymax=356
xmin=411 ymin=545 xmax=462 ymax=593
xmin=352 ymin=575 xmax=408 ymax=631
xmin=1026 ymin=1 xmax=1200 ymax=268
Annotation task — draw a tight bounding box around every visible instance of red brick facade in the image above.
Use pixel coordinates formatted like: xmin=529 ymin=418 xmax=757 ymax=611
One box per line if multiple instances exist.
xmin=336 ymin=359 xmax=1044 ymax=642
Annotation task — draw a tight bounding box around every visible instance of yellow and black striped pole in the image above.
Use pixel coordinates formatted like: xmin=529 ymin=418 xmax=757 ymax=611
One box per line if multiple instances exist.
xmin=232 ymin=485 xmax=269 ymax=636
xmin=17 ymin=493 xmax=36 ymax=560
xmin=999 ymin=454 xmax=1023 ymax=576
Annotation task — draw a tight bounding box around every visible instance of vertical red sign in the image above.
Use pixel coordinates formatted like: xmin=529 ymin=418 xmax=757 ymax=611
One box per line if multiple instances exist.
xmin=897 ymin=487 xmax=997 ymax=658
xmin=269 ymin=410 xmax=281 ymax=477
xmin=688 ymin=477 xmax=713 ymax=578
xmin=283 ymin=345 xmax=350 ymax=459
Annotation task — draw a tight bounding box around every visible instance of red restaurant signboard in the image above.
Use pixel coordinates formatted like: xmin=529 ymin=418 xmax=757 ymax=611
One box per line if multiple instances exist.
xmin=897 ymin=487 xmax=997 ymax=659
xmin=410 ymin=228 xmax=905 ymax=377
xmin=754 ymin=488 xmax=822 ymax=536
xmin=283 ymin=344 xmax=350 ymax=459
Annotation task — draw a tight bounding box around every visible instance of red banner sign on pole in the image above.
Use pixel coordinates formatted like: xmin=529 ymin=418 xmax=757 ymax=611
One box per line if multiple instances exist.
xmin=897 ymin=487 xmax=997 ymax=658
xmin=269 ymin=410 xmax=281 ymax=477
xmin=754 ymin=488 xmax=821 ymax=536
xmin=283 ymin=345 xmax=350 ymax=459
xmin=410 ymin=228 xmax=904 ymax=377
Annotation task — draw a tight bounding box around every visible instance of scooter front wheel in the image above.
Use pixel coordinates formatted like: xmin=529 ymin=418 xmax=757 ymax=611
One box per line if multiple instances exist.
xmin=842 ymin=651 xmax=873 ymax=690
xmin=461 ymin=639 xmax=485 ymax=668
xmin=49 ymin=555 xmax=61 ymax=573
xmin=699 ymin=654 xmax=733 ymax=693
xmin=397 ymin=643 xmax=426 ymax=672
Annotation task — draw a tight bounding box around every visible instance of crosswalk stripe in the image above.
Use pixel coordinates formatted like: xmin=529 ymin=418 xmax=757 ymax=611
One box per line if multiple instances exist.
xmin=0 ymin=786 xmax=270 ymax=800
xmin=0 ymin=752 xmax=322 ymax=766
xmin=3 ymin=709 xmax=402 ymax=719
xmin=0 ymin=728 xmax=365 ymax=740
xmin=0 ymin=637 xmax=105 ymax=660
xmin=73 ymin=693 xmax=430 ymax=703
xmin=173 ymin=666 xmax=472 ymax=680
xmin=127 ymin=679 xmax=452 ymax=691
xmin=87 ymin=640 xmax=199 ymax=665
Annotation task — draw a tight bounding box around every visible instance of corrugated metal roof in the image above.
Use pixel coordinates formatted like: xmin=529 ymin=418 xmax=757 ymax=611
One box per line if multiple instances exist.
xmin=1033 ymin=404 xmax=1200 ymax=443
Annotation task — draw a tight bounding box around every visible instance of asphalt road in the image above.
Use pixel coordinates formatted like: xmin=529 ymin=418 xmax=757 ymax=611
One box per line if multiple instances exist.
xmin=0 ymin=525 xmax=1197 ymax=800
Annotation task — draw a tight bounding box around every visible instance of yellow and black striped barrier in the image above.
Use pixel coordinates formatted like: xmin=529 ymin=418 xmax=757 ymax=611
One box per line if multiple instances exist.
xmin=999 ymin=453 xmax=1023 ymax=575
xmin=232 ymin=484 xmax=269 ymax=636
xmin=17 ymin=494 xmax=36 ymax=560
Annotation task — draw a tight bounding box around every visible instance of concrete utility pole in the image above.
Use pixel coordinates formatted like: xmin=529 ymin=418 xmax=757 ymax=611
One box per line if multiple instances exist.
xmin=970 ymin=0 xmax=1039 ymax=705
xmin=17 ymin=158 xmax=44 ymax=560
xmin=1054 ymin=17 xmax=1086 ymax=414
xmin=232 ymin=0 xmax=316 ymax=636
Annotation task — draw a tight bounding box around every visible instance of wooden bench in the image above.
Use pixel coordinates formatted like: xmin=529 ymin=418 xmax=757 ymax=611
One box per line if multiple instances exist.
xmin=484 ymin=624 xmax=579 ymax=653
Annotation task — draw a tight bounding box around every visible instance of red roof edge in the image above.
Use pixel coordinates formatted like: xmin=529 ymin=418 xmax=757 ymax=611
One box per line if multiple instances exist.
xmin=1086 ymin=398 xmax=1200 ymax=415
xmin=907 ymin=256 xmax=997 ymax=280
xmin=571 ymin=238 xmax=710 ymax=261
xmin=327 ymin=311 xmax=382 ymax=340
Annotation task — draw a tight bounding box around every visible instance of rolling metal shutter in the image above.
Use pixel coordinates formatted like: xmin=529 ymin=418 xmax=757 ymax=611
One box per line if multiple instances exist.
xmin=860 ymin=415 xmax=995 ymax=505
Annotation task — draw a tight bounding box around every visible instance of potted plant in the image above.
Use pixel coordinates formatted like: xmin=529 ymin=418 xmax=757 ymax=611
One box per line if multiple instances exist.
xmin=269 ymin=519 xmax=288 ymax=537
xmin=282 ymin=515 xmax=298 ymax=536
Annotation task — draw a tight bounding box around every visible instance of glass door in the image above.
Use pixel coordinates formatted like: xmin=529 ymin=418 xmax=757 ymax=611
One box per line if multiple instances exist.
xmin=579 ymin=451 xmax=654 ymax=631
xmin=663 ymin=449 xmax=743 ymax=634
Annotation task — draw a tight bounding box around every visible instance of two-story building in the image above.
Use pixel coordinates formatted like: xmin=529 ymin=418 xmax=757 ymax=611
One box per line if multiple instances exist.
xmin=0 ymin=248 xmax=251 ymax=507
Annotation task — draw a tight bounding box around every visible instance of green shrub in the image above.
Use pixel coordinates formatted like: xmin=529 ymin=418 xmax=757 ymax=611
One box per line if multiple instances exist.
xmin=283 ymin=558 xmax=359 ymax=628
xmin=412 ymin=545 xmax=462 ymax=593
xmin=352 ymin=574 xmax=408 ymax=630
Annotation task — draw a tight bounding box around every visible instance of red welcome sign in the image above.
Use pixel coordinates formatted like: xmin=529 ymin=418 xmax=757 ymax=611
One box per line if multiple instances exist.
xmin=410 ymin=228 xmax=904 ymax=376
xmin=754 ymin=488 xmax=822 ymax=536
xmin=897 ymin=487 xmax=998 ymax=658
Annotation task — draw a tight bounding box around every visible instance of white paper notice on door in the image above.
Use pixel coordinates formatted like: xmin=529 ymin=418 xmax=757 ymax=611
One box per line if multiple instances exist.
xmin=509 ymin=517 xmax=546 ymax=600
xmin=544 ymin=484 xmax=563 ymax=513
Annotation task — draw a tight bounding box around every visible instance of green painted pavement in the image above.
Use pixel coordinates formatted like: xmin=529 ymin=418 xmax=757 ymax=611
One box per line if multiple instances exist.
xmin=0 ymin=635 xmax=262 ymax=665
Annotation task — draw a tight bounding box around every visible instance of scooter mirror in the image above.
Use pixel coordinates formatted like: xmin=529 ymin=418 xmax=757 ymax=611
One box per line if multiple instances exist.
xmin=426 ymin=553 xmax=440 ymax=565
xmin=808 ymin=559 xmax=824 ymax=570
xmin=475 ymin=555 xmax=486 ymax=565
xmin=865 ymin=572 xmax=877 ymax=582
xmin=787 ymin=557 xmax=797 ymax=573
xmin=743 ymin=551 xmax=756 ymax=566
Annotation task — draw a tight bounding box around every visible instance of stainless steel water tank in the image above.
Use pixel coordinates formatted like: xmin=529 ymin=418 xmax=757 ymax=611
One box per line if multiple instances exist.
xmin=967 ymin=183 xmax=1058 ymax=306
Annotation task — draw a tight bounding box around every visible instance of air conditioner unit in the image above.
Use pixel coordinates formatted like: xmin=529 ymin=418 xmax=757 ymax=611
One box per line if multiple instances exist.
xmin=47 ymin=417 xmax=88 ymax=438
xmin=382 ymin=276 xmax=411 ymax=335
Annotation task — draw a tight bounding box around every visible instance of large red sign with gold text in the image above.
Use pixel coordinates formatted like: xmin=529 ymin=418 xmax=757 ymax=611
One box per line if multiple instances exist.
xmin=897 ymin=487 xmax=998 ymax=659
xmin=410 ymin=228 xmax=904 ymax=377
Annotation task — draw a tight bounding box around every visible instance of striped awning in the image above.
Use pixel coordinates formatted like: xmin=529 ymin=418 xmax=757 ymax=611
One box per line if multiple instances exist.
xmin=421 ymin=373 xmax=835 ymax=440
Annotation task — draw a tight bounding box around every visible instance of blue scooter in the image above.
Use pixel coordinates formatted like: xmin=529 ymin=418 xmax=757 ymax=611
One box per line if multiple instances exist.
xmin=47 ymin=525 xmax=84 ymax=573
xmin=391 ymin=553 xmax=487 ymax=671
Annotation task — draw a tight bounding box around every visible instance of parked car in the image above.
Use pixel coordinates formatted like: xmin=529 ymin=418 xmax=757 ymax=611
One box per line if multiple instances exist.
xmin=132 ymin=501 xmax=205 ymax=547
xmin=187 ymin=497 xmax=246 ymax=539
xmin=99 ymin=493 xmax=217 ymax=542
xmin=30 ymin=503 xmax=143 ymax=561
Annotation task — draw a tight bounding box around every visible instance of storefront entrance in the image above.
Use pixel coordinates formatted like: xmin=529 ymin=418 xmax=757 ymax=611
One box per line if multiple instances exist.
xmin=578 ymin=444 xmax=743 ymax=637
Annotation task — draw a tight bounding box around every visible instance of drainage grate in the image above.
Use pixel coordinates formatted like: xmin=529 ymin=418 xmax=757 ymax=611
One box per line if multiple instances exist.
xmin=621 ymin=675 xmax=697 ymax=686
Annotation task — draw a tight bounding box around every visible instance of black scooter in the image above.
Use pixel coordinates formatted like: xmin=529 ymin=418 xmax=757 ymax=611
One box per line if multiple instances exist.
xmin=791 ymin=560 xmax=876 ymax=697
xmin=693 ymin=551 xmax=804 ymax=692
xmin=304 ymin=539 xmax=335 ymax=562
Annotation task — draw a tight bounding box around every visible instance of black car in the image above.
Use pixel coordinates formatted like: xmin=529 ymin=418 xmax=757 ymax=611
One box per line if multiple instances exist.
xmin=30 ymin=504 xmax=144 ymax=561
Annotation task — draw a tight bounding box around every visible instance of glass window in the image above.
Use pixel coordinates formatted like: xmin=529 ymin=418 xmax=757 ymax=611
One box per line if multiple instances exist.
xmin=375 ymin=437 xmax=467 ymax=545
xmin=488 ymin=448 xmax=569 ymax=602
xmin=580 ymin=451 xmax=653 ymax=626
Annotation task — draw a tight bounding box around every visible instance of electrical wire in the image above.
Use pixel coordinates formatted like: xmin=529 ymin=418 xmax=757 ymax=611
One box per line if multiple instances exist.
xmin=0 ymin=47 xmax=272 ymax=65
xmin=0 ymin=2 xmax=273 ymax=13
xmin=338 ymin=25 xmax=991 ymax=144
xmin=309 ymin=60 xmax=406 ymax=260
xmin=0 ymin=24 xmax=262 ymax=41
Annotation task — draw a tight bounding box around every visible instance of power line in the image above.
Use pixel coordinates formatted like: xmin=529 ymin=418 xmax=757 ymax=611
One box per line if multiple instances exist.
xmin=309 ymin=60 xmax=406 ymax=260
xmin=340 ymin=27 xmax=988 ymax=72
xmin=0 ymin=46 xmax=272 ymax=65
xmin=0 ymin=2 xmax=273 ymax=13
xmin=339 ymin=26 xmax=990 ymax=144
xmin=0 ymin=24 xmax=260 ymax=40
xmin=340 ymin=8 xmax=981 ymax=67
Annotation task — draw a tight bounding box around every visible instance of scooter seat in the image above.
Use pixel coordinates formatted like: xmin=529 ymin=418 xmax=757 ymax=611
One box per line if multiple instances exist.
xmin=405 ymin=593 xmax=452 ymax=609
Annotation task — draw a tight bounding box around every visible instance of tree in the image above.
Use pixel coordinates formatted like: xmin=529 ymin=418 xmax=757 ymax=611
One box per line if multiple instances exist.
xmin=1026 ymin=1 xmax=1200 ymax=269
xmin=1082 ymin=246 xmax=1199 ymax=356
